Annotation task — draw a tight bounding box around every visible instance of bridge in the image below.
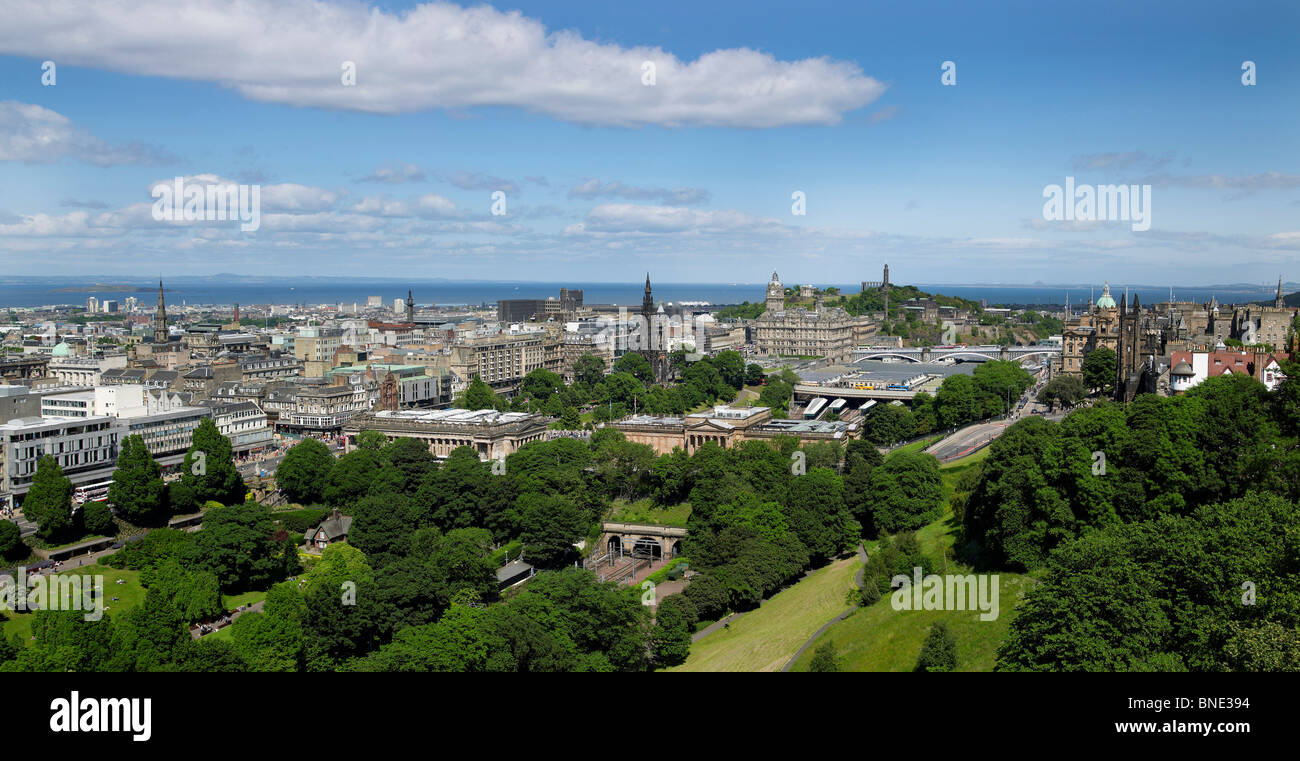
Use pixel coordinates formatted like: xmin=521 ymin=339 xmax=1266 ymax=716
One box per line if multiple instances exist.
xmin=852 ymin=344 xmax=1060 ymax=364
xmin=601 ymin=522 xmax=687 ymax=560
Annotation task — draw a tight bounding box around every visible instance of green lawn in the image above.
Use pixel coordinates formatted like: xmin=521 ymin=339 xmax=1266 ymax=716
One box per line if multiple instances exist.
xmin=607 ymin=498 xmax=691 ymax=528
xmin=787 ymin=572 xmax=1033 ymax=672
xmin=791 ymin=506 xmax=1038 ymax=672
xmin=665 ymin=554 xmax=862 ymax=672
xmin=2 ymin=565 xmax=144 ymax=643
xmin=3 ymin=567 xmax=271 ymax=646
xmin=891 ymin=435 xmax=943 ymax=457
xmin=223 ymin=590 xmax=268 ymax=610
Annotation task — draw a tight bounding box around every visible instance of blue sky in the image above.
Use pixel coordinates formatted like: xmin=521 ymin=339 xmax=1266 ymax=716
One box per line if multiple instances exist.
xmin=0 ymin=0 xmax=1297 ymax=286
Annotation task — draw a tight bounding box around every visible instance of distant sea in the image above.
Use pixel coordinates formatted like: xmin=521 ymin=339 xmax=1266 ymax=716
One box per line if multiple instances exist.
xmin=0 ymin=278 xmax=1283 ymax=310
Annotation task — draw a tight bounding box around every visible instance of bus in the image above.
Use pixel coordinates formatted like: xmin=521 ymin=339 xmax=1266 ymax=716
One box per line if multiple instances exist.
xmin=73 ymin=480 xmax=113 ymax=506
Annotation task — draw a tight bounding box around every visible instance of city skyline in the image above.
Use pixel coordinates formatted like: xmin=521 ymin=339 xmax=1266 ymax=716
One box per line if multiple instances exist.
xmin=1 ymin=0 xmax=1298 ymax=285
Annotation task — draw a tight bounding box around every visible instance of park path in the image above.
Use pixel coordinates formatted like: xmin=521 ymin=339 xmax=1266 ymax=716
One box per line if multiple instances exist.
xmin=780 ymin=544 xmax=869 ymax=672
xmin=191 ymin=600 xmax=265 ymax=640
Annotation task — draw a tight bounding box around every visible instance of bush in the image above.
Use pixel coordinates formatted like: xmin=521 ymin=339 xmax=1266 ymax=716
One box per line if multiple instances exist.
xmin=682 ymin=573 xmax=728 ymax=622
xmin=81 ymin=500 xmax=116 ymax=536
xmin=275 ymin=508 xmax=328 ymax=534
xmin=487 ymin=539 xmax=524 ymax=567
xmin=0 ymin=520 xmax=22 ymax=560
xmin=917 ymin=621 xmax=958 ymax=672
xmin=809 ymin=640 xmax=841 ymax=672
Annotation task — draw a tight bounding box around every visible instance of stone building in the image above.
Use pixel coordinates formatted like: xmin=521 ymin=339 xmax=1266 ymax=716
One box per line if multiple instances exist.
xmin=342 ymin=408 xmax=552 ymax=461
xmin=753 ymin=272 xmax=870 ymax=363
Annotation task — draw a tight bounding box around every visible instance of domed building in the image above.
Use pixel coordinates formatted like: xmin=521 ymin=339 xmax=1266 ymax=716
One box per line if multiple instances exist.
xmin=1060 ymin=281 xmax=1126 ymax=376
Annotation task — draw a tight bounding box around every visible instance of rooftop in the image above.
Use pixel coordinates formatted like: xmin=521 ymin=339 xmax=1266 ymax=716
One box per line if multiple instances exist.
xmin=372 ymin=408 xmax=536 ymax=425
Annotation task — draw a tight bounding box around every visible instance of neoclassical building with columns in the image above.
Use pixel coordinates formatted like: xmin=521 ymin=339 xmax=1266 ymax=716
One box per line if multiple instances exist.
xmin=612 ymin=404 xmax=858 ymax=455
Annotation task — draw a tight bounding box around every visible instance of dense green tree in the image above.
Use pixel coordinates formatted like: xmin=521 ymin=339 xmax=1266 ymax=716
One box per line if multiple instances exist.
xmin=382 ymin=436 xmax=436 ymax=493
xmin=181 ymin=418 xmax=246 ymax=506
xmin=573 ymin=353 xmax=607 ymax=387
xmin=24 ymin=455 xmax=73 ymax=541
xmin=181 ymin=638 xmax=248 ymax=672
xmin=348 ymin=494 xmax=416 ymax=568
xmin=863 ymin=403 xmax=918 ymax=446
xmin=0 ymin=519 xmax=24 ymax=559
xmin=1038 ymin=373 xmax=1087 ymax=410
xmin=460 ymin=376 xmax=503 ymax=411
xmin=108 ymin=434 xmax=168 ymax=525
xmin=863 ymin=452 xmax=944 ymax=534
xmin=275 ymin=438 xmax=334 ymax=504
xmin=518 ymin=493 xmax=588 ymax=568
xmin=614 ymin=351 xmax=653 ymax=384
xmin=682 ymin=573 xmax=728 ymax=621
xmin=355 ymin=430 xmax=388 ymax=451
xmin=744 ymin=363 xmax=765 ymax=386
xmin=322 ymin=449 xmax=382 ymax=508
xmin=1082 ymin=347 xmax=1117 ymax=393
xmin=193 ymin=502 xmax=286 ymax=592
xmin=81 ymin=500 xmax=115 ymax=536
xmin=651 ymin=595 xmax=696 ymax=667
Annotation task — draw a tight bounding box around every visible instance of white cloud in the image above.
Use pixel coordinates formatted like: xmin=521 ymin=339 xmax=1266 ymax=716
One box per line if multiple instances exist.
xmin=0 ymin=101 xmax=169 ymax=165
xmin=0 ymin=1 xmax=884 ymax=128
xmin=569 ymin=180 xmax=710 ymax=205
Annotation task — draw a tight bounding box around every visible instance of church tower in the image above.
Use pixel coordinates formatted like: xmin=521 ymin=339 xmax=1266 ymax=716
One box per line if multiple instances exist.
xmin=1276 ymin=275 xmax=1285 ymax=309
xmin=406 ymin=290 xmax=415 ymax=323
xmin=154 ymin=280 xmax=168 ymax=344
xmin=765 ymin=272 xmax=785 ymax=313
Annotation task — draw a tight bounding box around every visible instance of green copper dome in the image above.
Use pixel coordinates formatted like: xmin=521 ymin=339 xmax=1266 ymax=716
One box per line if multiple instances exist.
xmin=1096 ymin=281 xmax=1117 ymax=309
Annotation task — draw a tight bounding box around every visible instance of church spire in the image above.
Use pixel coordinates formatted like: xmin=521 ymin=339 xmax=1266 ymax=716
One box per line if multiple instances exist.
xmin=154 ymin=279 xmax=168 ymax=344
xmin=1276 ymin=274 xmax=1284 ymax=308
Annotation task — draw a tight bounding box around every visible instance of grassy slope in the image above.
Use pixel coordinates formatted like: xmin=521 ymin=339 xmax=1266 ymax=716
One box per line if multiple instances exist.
xmin=790 ymin=447 xmax=1036 ymax=672
xmin=665 ymin=554 xmax=861 ymax=673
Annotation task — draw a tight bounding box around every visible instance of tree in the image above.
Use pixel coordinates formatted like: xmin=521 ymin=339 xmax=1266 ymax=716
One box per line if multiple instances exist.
xmin=711 ymin=351 xmax=746 ymax=390
xmin=917 ymin=622 xmax=958 ymax=672
xmin=518 ymin=494 xmax=588 ymax=568
xmin=1082 ymin=347 xmax=1117 ymax=393
xmin=785 ymin=467 xmax=851 ymax=561
xmin=573 ymin=353 xmax=607 ymax=387
xmin=651 ymin=595 xmax=696 ymax=667
xmin=24 ymin=455 xmax=73 ymax=541
xmin=182 ymin=418 xmax=245 ymax=506
xmin=682 ymin=573 xmax=728 ymax=621
xmin=744 ymin=363 xmax=765 ymax=386
xmin=81 ymin=500 xmax=115 ymax=536
xmin=108 ymin=434 xmax=168 ymax=525
xmin=381 ymin=436 xmax=436 ymax=493
xmin=323 ymin=449 xmax=382 ymax=508
xmin=0 ymin=520 xmax=22 ymax=560
xmin=355 ymin=430 xmax=387 ymax=451
xmin=863 ymin=452 xmax=944 ymax=534
xmin=460 ymin=376 xmax=501 ymax=411
xmin=276 ymin=438 xmax=334 ymax=504
xmin=193 ymin=502 xmax=286 ymax=592
xmin=613 ymin=352 xmax=653 ymax=385
xmin=1038 ymin=373 xmax=1086 ymax=410
xmin=348 ymin=495 xmax=415 ymax=568
xmin=809 ymin=640 xmax=841 ymax=672
xmin=559 ymin=406 xmax=581 ymax=430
